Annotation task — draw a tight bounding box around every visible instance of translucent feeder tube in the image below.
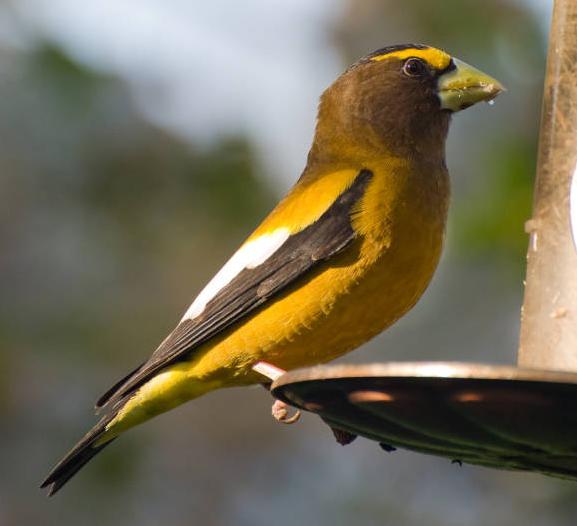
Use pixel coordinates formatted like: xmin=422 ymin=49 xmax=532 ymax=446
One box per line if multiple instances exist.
xmin=519 ymin=0 xmax=577 ymax=370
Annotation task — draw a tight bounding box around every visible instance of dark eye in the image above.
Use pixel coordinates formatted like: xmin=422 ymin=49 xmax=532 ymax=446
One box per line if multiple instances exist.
xmin=402 ymin=58 xmax=428 ymax=77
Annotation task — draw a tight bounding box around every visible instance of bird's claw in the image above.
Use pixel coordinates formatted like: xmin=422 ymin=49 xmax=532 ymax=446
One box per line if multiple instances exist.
xmin=252 ymin=361 xmax=300 ymax=424
xmin=272 ymin=399 xmax=301 ymax=424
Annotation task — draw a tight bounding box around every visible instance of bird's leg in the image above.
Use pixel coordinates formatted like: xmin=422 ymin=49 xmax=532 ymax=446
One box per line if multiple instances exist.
xmin=253 ymin=361 xmax=301 ymax=424
xmin=252 ymin=361 xmax=285 ymax=382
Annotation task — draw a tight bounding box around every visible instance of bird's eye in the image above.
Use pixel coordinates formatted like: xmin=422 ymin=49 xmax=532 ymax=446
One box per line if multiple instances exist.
xmin=402 ymin=58 xmax=428 ymax=77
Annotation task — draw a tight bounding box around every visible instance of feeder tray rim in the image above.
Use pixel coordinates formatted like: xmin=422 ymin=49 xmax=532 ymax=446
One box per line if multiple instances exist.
xmin=271 ymin=361 xmax=577 ymax=390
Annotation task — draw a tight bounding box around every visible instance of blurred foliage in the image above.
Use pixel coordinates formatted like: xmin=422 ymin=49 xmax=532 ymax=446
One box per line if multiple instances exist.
xmin=453 ymin=137 xmax=536 ymax=273
xmin=33 ymin=43 xmax=108 ymax=109
xmin=2 ymin=41 xmax=275 ymax=361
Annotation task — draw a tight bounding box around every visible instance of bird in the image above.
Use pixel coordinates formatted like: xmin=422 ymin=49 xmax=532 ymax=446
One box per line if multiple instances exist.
xmin=42 ymin=44 xmax=503 ymax=495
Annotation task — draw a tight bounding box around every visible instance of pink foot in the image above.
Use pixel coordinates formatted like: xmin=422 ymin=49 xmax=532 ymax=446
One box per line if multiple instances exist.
xmin=252 ymin=361 xmax=301 ymax=425
xmin=272 ymin=399 xmax=301 ymax=424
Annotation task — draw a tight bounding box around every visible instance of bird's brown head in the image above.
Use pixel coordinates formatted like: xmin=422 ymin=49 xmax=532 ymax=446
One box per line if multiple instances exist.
xmin=311 ymin=44 xmax=503 ymax=162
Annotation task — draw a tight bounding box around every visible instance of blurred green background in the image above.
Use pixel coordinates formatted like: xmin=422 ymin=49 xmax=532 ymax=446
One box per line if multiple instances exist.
xmin=4 ymin=0 xmax=575 ymax=525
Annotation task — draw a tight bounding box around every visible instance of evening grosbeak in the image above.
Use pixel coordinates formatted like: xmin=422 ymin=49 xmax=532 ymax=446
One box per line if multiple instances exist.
xmin=42 ymin=44 xmax=503 ymax=495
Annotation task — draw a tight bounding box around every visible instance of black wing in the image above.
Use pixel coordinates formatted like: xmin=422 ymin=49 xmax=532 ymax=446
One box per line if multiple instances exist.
xmin=98 ymin=169 xmax=373 ymax=408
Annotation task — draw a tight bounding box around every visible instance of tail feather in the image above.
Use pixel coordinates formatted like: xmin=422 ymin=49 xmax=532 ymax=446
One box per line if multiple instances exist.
xmin=95 ymin=363 xmax=144 ymax=409
xmin=41 ymin=413 xmax=117 ymax=496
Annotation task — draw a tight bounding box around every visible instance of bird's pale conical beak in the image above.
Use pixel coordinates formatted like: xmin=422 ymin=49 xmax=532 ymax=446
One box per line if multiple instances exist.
xmin=437 ymin=58 xmax=504 ymax=112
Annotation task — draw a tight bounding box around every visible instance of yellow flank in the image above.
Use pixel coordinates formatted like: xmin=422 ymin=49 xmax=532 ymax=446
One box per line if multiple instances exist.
xmin=371 ymin=47 xmax=451 ymax=70
xmin=105 ymin=155 xmax=449 ymax=438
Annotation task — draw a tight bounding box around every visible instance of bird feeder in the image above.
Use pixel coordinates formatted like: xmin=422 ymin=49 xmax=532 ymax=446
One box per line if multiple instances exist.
xmin=271 ymin=0 xmax=577 ymax=481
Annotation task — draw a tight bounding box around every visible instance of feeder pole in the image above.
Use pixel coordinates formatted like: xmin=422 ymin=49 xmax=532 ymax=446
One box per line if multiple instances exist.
xmin=519 ymin=0 xmax=577 ymax=371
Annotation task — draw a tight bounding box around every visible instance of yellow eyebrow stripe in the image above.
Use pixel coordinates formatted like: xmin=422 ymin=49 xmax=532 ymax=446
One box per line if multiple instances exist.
xmin=371 ymin=47 xmax=451 ymax=70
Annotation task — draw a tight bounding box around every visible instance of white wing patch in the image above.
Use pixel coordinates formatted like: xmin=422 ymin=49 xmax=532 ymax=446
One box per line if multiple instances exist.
xmin=181 ymin=228 xmax=291 ymax=321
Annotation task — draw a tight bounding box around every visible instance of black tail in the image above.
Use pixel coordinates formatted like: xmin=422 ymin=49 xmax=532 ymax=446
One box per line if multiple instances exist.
xmin=41 ymin=413 xmax=117 ymax=496
xmin=95 ymin=363 xmax=144 ymax=410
